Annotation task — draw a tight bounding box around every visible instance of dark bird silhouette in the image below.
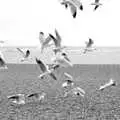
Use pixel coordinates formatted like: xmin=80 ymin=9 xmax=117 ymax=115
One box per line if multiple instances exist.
xmin=35 ymin=57 xmax=57 ymax=80
xmin=91 ymin=0 xmax=102 ymax=11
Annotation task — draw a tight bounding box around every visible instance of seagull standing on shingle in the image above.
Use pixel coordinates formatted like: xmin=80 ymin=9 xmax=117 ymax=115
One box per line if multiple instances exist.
xmin=91 ymin=0 xmax=102 ymax=11
xmin=99 ymin=79 xmax=116 ymax=91
xmin=0 ymin=51 xmax=8 ymax=69
xmin=36 ymin=57 xmax=57 ymax=80
xmin=7 ymin=94 xmax=25 ymax=105
xmin=39 ymin=32 xmax=53 ymax=53
xmin=60 ymin=0 xmax=83 ymax=18
xmin=16 ymin=48 xmax=32 ymax=62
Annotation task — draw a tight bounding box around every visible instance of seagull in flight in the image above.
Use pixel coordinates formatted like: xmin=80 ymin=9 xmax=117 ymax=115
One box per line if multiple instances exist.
xmin=60 ymin=0 xmax=83 ymax=18
xmin=83 ymin=38 xmax=96 ymax=54
xmin=51 ymin=52 xmax=73 ymax=68
xmin=91 ymin=0 xmax=102 ymax=11
xmin=17 ymin=48 xmax=32 ymax=62
xmin=27 ymin=92 xmax=46 ymax=101
xmin=7 ymin=94 xmax=25 ymax=105
xmin=49 ymin=29 xmax=66 ymax=55
xmin=0 ymin=51 xmax=8 ymax=69
xmin=36 ymin=57 xmax=57 ymax=80
xmin=39 ymin=32 xmax=54 ymax=53
xmin=99 ymin=79 xmax=116 ymax=91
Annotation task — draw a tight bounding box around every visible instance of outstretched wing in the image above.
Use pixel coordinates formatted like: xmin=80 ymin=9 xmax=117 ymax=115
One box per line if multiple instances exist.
xmin=25 ymin=50 xmax=30 ymax=58
xmin=70 ymin=3 xmax=77 ymax=18
xmin=55 ymin=29 xmax=62 ymax=47
xmin=17 ymin=48 xmax=25 ymax=57
xmin=39 ymin=32 xmax=45 ymax=44
xmin=49 ymin=72 xmax=57 ymax=80
xmin=0 ymin=51 xmax=6 ymax=66
xmin=95 ymin=0 xmax=99 ymax=3
xmin=49 ymin=34 xmax=58 ymax=47
xmin=35 ymin=58 xmax=47 ymax=72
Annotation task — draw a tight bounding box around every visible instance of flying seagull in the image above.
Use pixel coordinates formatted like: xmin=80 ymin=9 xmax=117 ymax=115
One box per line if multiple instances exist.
xmin=99 ymin=79 xmax=116 ymax=91
xmin=49 ymin=29 xmax=66 ymax=55
xmin=39 ymin=32 xmax=53 ymax=53
xmin=36 ymin=57 xmax=57 ymax=80
xmin=91 ymin=0 xmax=102 ymax=11
xmin=51 ymin=52 xmax=73 ymax=68
xmin=83 ymin=38 xmax=96 ymax=54
xmin=60 ymin=0 xmax=83 ymax=18
xmin=0 ymin=51 xmax=8 ymax=69
xmin=7 ymin=94 xmax=25 ymax=105
xmin=17 ymin=48 xmax=32 ymax=62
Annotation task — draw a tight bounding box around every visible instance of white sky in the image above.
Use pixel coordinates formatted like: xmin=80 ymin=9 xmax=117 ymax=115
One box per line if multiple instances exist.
xmin=0 ymin=0 xmax=120 ymax=47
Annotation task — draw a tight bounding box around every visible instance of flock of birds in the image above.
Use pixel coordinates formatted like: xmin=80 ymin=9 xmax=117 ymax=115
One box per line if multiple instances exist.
xmin=0 ymin=0 xmax=114 ymax=107
xmin=60 ymin=0 xmax=102 ymax=18
xmin=0 ymin=28 xmax=117 ymax=105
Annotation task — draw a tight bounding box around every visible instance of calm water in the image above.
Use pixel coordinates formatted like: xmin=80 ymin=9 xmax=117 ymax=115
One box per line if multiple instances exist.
xmin=1 ymin=46 xmax=120 ymax=64
xmin=0 ymin=64 xmax=120 ymax=97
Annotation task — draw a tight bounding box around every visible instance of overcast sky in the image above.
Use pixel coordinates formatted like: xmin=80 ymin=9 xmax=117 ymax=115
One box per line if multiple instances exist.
xmin=0 ymin=0 xmax=119 ymax=47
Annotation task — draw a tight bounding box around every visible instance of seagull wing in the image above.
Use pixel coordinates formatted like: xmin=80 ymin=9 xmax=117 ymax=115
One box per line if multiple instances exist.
xmin=49 ymin=34 xmax=58 ymax=47
xmin=17 ymin=48 xmax=25 ymax=57
xmin=95 ymin=0 xmax=99 ymax=3
xmin=42 ymin=35 xmax=53 ymax=47
xmin=25 ymin=50 xmax=30 ymax=58
xmin=89 ymin=38 xmax=94 ymax=45
xmin=49 ymin=72 xmax=57 ymax=80
xmin=70 ymin=3 xmax=77 ymax=18
xmin=55 ymin=29 xmax=61 ymax=47
xmin=94 ymin=5 xmax=99 ymax=10
xmin=64 ymin=56 xmax=71 ymax=62
xmin=0 ymin=52 xmax=6 ymax=66
xmin=0 ymin=57 xmax=6 ymax=66
xmin=35 ymin=58 xmax=47 ymax=72
xmin=39 ymin=32 xmax=45 ymax=44
xmin=7 ymin=95 xmax=19 ymax=100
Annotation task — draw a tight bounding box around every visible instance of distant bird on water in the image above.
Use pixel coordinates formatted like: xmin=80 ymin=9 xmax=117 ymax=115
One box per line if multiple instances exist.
xmin=0 ymin=51 xmax=8 ymax=69
xmin=99 ymin=79 xmax=116 ymax=91
xmin=17 ymin=48 xmax=32 ymax=62
xmin=60 ymin=0 xmax=83 ymax=18
xmin=91 ymin=0 xmax=102 ymax=11
xmin=36 ymin=57 xmax=57 ymax=80
xmin=7 ymin=94 xmax=25 ymax=105
xmin=39 ymin=32 xmax=53 ymax=53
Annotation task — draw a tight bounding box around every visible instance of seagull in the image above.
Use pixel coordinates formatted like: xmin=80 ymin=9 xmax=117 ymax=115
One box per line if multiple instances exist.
xmin=91 ymin=0 xmax=102 ymax=11
xmin=49 ymin=29 xmax=66 ymax=55
xmin=27 ymin=92 xmax=46 ymax=101
xmin=36 ymin=57 xmax=57 ymax=80
xmin=60 ymin=0 xmax=83 ymax=18
xmin=99 ymin=79 xmax=116 ymax=91
xmin=39 ymin=32 xmax=54 ymax=53
xmin=7 ymin=94 xmax=25 ymax=105
xmin=83 ymin=38 xmax=96 ymax=54
xmin=0 ymin=51 xmax=8 ymax=69
xmin=17 ymin=48 xmax=32 ymax=62
xmin=51 ymin=52 xmax=73 ymax=68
